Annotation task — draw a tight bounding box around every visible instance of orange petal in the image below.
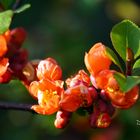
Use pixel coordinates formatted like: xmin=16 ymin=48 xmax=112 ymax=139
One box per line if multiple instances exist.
xmin=65 ymin=85 xmax=89 ymax=96
xmin=60 ymin=94 xmax=82 ymax=112
xmin=111 ymin=86 xmax=139 ymax=109
xmin=37 ymin=91 xmax=60 ymax=115
xmin=29 ymin=81 xmax=39 ymax=98
xmin=105 ymin=75 xmax=139 ymax=109
xmin=0 ymin=35 xmax=7 ymax=57
xmin=95 ymin=70 xmax=114 ymax=89
xmin=3 ymin=30 xmax=11 ymax=42
xmin=96 ymin=113 xmax=111 ymax=128
xmin=37 ymin=57 xmax=62 ymax=80
xmin=31 ymin=105 xmax=55 ymax=115
xmin=84 ymin=43 xmax=111 ymax=76
xmin=0 ymin=58 xmax=9 ymax=77
xmin=38 ymin=79 xmax=64 ymax=94
xmin=66 ymin=70 xmax=90 ymax=88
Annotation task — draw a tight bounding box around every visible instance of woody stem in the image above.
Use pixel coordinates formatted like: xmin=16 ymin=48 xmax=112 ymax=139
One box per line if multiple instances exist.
xmin=0 ymin=101 xmax=36 ymax=113
xmin=126 ymin=48 xmax=133 ymax=76
xmin=12 ymin=0 xmax=21 ymax=10
xmin=126 ymin=60 xmax=132 ymax=76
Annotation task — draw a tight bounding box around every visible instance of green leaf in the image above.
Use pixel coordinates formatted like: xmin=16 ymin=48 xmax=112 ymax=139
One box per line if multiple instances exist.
xmin=105 ymin=47 xmax=123 ymax=72
xmin=0 ymin=0 xmax=15 ymax=9
xmin=114 ymin=72 xmax=140 ymax=92
xmin=14 ymin=4 xmax=31 ymax=14
xmin=111 ymin=20 xmax=140 ymax=62
xmin=113 ymin=72 xmax=126 ymax=91
xmin=132 ymin=59 xmax=140 ymax=75
xmin=0 ymin=10 xmax=13 ymax=34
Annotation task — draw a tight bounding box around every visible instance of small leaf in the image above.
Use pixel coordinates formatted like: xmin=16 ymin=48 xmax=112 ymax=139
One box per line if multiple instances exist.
xmin=113 ymin=72 xmax=126 ymax=92
xmin=132 ymin=59 xmax=140 ymax=75
xmin=14 ymin=4 xmax=31 ymax=14
xmin=133 ymin=59 xmax=140 ymax=69
xmin=105 ymin=47 xmax=123 ymax=72
xmin=111 ymin=20 xmax=140 ymax=63
xmin=114 ymin=72 xmax=140 ymax=92
xmin=0 ymin=10 xmax=13 ymax=34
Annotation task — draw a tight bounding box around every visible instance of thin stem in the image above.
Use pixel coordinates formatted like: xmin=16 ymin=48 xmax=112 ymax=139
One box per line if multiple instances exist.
xmin=126 ymin=60 xmax=132 ymax=76
xmin=0 ymin=101 xmax=36 ymax=113
xmin=12 ymin=0 xmax=21 ymax=10
xmin=126 ymin=48 xmax=134 ymax=76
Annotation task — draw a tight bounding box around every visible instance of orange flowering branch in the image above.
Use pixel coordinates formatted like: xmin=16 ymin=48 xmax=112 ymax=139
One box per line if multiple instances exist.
xmin=0 ymin=0 xmax=140 ymax=130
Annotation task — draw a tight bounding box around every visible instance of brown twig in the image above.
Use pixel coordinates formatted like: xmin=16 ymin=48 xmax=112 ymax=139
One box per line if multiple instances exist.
xmin=0 ymin=101 xmax=36 ymax=113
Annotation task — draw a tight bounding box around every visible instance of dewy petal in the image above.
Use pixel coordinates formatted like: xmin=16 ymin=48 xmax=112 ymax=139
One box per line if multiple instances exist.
xmin=84 ymin=43 xmax=112 ymax=76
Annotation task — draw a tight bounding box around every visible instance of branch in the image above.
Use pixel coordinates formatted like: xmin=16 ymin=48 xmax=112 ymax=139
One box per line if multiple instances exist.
xmin=0 ymin=101 xmax=36 ymax=113
xmin=12 ymin=0 xmax=21 ymax=10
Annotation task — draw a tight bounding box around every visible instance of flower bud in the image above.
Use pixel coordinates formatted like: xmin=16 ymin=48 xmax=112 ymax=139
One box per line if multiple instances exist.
xmin=37 ymin=58 xmax=62 ymax=80
xmin=96 ymin=113 xmax=111 ymax=128
xmin=54 ymin=110 xmax=72 ymax=129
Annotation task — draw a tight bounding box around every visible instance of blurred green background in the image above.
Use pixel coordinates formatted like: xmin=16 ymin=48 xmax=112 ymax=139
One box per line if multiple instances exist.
xmin=0 ymin=0 xmax=140 ymax=140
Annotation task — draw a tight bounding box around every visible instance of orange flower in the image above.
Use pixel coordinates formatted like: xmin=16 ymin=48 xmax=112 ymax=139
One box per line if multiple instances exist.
xmin=84 ymin=43 xmax=112 ymax=76
xmin=37 ymin=57 xmax=62 ymax=81
xmin=29 ymin=75 xmax=64 ymax=114
xmin=31 ymin=90 xmax=60 ymax=115
xmin=60 ymin=85 xmax=94 ymax=112
xmin=93 ymin=70 xmax=114 ymax=89
xmin=29 ymin=79 xmax=64 ymax=98
xmin=105 ymin=76 xmax=139 ymax=109
xmin=0 ymin=35 xmax=7 ymax=57
xmin=30 ymin=57 xmax=64 ymax=115
xmin=106 ymin=78 xmax=139 ymax=108
xmin=96 ymin=113 xmax=111 ymax=128
xmin=60 ymin=92 xmax=82 ymax=112
xmin=30 ymin=80 xmax=63 ymax=115
xmin=66 ymin=70 xmax=90 ymax=88
xmin=90 ymin=67 xmax=139 ymax=109
xmin=30 ymin=78 xmax=64 ymax=115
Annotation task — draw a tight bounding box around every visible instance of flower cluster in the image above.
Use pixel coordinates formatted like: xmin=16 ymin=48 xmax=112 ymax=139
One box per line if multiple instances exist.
xmin=0 ymin=28 xmax=28 ymax=83
xmin=0 ymin=30 xmax=139 ymax=129
xmin=27 ymin=57 xmax=97 ymax=128
xmin=0 ymin=0 xmax=139 ymax=131
xmin=85 ymin=43 xmax=139 ymax=109
xmin=21 ymin=42 xmax=139 ymax=129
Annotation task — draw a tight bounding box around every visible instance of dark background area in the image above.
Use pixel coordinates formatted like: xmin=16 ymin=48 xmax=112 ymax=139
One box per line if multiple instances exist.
xmin=0 ymin=0 xmax=140 ymax=140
